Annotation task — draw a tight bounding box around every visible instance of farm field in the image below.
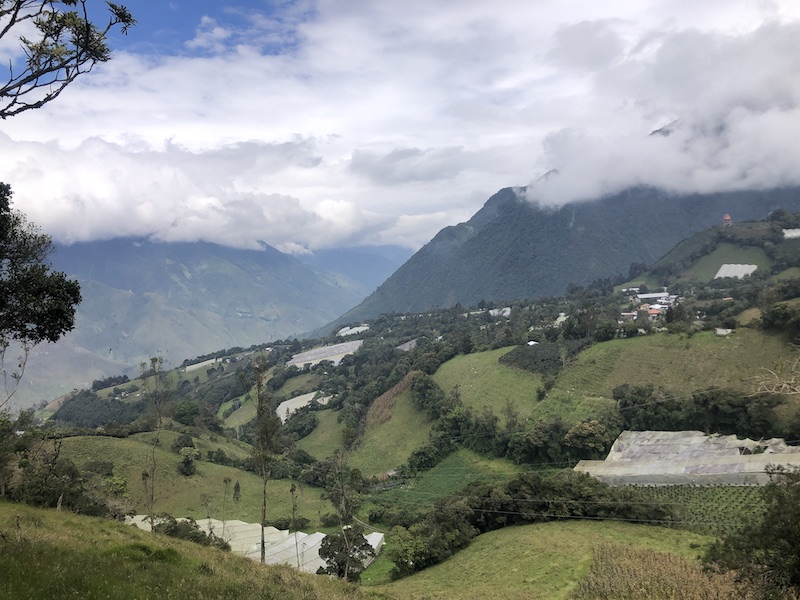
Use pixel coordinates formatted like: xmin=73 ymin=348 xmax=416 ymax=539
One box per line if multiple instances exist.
xmin=636 ymin=485 xmax=765 ymax=536
xmin=687 ymin=242 xmax=772 ymax=281
xmin=372 ymin=449 xmax=522 ymax=510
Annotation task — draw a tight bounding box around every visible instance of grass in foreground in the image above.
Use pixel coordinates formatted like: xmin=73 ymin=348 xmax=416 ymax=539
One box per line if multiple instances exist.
xmin=0 ymin=501 xmax=375 ymax=600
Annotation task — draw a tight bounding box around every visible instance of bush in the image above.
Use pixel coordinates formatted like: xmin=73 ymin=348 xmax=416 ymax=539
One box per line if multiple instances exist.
xmin=152 ymin=514 xmax=230 ymax=550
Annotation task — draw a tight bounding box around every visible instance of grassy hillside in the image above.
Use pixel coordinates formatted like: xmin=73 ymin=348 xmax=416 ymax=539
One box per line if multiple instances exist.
xmin=296 ymin=409 xmax=344 ymax=460
xmin=349 ymin=386 xmax=433 ymax=477
xmin=433 ymin=347 xmax=543 ymax=424
xmin=0 ymin=501 xmax=373 ymax=600
xmin=424 ymin=330 xmax=793 ymax=428
xmin=686 ymin=242 xmax=772 ymax=281
xmin=60 ymin=433 xmax=333 ymax=526
xmin=551 ymin=329 xmax=790 ymax=399
xmin=372 ymin=449 xmax=522 ymax=509
xmin=374 ymin=520 xmax=712 ymax=599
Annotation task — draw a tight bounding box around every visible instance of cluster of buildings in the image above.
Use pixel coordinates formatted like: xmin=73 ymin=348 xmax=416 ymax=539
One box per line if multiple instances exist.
xmin=619 ymin=290 xmax=681 ymax=323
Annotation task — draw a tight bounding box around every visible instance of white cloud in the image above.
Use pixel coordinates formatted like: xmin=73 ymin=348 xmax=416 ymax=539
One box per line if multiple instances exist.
xmin=1 ymin=0 xmax=799 ymax=250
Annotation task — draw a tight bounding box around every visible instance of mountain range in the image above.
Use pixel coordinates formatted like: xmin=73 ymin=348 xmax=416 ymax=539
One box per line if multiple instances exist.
xmin=10 ymin=240 xmax=405 ymax=409
xmin=12 ymin=184 xmax=800 ymax=409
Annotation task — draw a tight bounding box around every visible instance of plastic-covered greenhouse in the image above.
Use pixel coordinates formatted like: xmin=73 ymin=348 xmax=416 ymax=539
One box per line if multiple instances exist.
xmin=574 ymin=430 xmax=800 ymax=485
xmin=127 ymin=516 xmax=384 ymax=574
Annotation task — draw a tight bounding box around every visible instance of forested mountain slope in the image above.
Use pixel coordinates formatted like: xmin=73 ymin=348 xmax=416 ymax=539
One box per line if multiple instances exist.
xmin=333 ymin=186 xmax=800 ymax=325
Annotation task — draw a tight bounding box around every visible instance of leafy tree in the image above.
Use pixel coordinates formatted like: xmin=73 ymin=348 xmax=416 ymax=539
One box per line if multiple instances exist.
xmin=316 ymin=526 xmax=375 ymax=582
xmin=563 ymin=419 xmax=616 ymax=460
xmin=173 ymin=400 xmax=199 ymax=426
xmin=0 ymin=1 xmax=135 ymax=118
xmin=704 ymin=467 xmax=800 ymax=596
xmin=177 ymin=447 xmax=198 ymax=476
xmin=0 ymin=183 xmax=81 ymax=408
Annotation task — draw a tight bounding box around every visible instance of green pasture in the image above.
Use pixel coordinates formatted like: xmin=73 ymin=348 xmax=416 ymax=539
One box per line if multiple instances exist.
xmin=60 ymin=434 xmax=332 ymax=527
xmin=349 ymin=387 xmax=433 ymax=477
xmin=552 ymin=329 xmax=790 ymax=400
xmin=374 ymin=520 xmax=712 ymax=599
xmin=296 ymin=409 xmax=344 ymax=460
xmin=433 ymin=347 xmax=543 ymax=424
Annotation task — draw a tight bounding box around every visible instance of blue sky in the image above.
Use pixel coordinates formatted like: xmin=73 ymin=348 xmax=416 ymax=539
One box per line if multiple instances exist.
xmin=2 ymin=1 xmax=800 ymax=253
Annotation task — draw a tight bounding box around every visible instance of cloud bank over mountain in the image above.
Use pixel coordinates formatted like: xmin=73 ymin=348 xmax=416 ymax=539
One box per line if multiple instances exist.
xmin=2 ymin=1 xmax=799 ymax=251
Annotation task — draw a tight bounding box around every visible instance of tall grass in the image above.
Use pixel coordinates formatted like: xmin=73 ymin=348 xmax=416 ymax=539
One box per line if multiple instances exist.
xmin=571 ymin=543 xmax=763 ymax=600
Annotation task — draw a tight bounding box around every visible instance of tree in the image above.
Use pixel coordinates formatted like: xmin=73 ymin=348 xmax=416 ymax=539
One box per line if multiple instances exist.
xmin=140 ymin=356 xmax=169 ymax=531
xmin=0 ymin=1 xmax=135 ymax=119
xmin=248 ymin=356 xmax=282 ymax=563
xmin=704 ymin=467 xmax=800 ymax=596
xmin=0 ymin=183 xmax=81 ymax=408
xmin=176 ymin=447 xmax=198 ymax=476
xmin=316 ymin=526 xmax=375 ymax=582
xmin=232 ymin=479 xmax=241 ymax=503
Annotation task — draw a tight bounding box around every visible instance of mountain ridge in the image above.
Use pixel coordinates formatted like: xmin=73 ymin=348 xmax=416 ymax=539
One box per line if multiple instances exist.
xmin=329 ymin=185 xmax=800 ymax=328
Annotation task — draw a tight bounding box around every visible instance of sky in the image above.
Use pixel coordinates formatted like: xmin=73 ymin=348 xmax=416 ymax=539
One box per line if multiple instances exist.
xmin=2 ymin=0 xmax=800 ymax=253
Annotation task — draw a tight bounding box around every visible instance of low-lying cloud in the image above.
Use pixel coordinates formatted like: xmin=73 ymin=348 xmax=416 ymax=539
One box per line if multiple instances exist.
xmin=1 ymin=1 xmax=799 ymax=251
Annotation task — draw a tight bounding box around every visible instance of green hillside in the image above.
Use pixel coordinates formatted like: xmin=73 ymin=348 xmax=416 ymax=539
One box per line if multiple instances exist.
xmin=375 ymin=520 xmax=712 ymax=599
xmin=0 ymin=501 xmax=373 ymax=600
xmin=60 ymin=433 xmax=333 ymax=526
xmin=432 ymin=347 xmax=543 ymax=424
xmin=296 ymin=409 xmax=345 ymax=460
xmin=374 ymin=449 xmax=522 ymax=506
xmin=686 ymin=243 xmax=772 ymax=281
xmin=424 ymin=329 xmax=792 ymax=427
xmin=552 ymin=329 xmax=790 ymax=399
xmin=349 ymin=386 xmax=433 ymax=477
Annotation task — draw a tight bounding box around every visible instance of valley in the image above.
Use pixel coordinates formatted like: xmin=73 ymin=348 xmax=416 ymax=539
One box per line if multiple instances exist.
xmin=4 ymin=209 xmax=800 ymax=598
